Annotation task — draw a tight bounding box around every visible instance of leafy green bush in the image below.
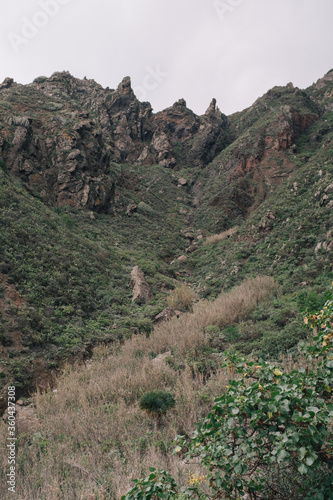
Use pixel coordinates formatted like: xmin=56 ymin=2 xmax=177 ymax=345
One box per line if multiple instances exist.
xmin=0 ymin=159 xmax=7 ymax=171
xmin=137 ymin=201 xmax=155 ymax=215
xmin=121 ymin=468 xmax=177 ymax=499
xmin=297 ymin=289 xmax=326 ymax=313
xmin=121 ymin=468 xmax=205 ymax=499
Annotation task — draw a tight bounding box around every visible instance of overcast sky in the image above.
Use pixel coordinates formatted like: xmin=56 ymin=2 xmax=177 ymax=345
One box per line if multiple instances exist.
xmin=1 ymin=0 xmax=332 ymax=115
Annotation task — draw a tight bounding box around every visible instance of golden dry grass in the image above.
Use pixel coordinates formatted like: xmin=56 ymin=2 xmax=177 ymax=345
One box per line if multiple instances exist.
xmin=167 ymin=285 xmax=198 ymax=312
xmin=0 ymin=276 xmax=278 ymax=499
xmin=203 ymin=226 xmax=238 ymax=245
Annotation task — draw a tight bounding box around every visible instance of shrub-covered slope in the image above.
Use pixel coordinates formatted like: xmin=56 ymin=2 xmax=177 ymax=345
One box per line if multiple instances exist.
xmin=0 ymin=69 xmax=332 ymax=411
xmin=0 ymin=162 xmax=194 ymax=411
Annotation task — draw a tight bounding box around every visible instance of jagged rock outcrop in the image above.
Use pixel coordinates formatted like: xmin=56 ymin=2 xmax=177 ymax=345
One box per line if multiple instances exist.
xmin=192 ymin=80 xmax=324 ymax=230
xmin=0 ymin=72 xmax=229 ymax=211
xmin=0 ymin=70 xmax=331 ymax=222
xmin=148 ymin=97 xmax=229 ymax=168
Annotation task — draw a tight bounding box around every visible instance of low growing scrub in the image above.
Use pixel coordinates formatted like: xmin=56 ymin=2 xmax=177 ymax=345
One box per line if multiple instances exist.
xmin=0 ymin=277 xmax=280 ymax=498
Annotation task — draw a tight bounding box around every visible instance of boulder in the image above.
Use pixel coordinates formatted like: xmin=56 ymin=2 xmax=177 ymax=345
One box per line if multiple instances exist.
xmin=154 ymin=308 xmax=181 ymax=323
xmin=126 ymin=203 xmax=138 ymax=216
xmin=129 ymin=266 xmax=151 ymax=304
xmin=178 ymin=177 xmax=187 ymax=186
xmin=151 ymin=351 xmax=172 ymax=366
xmin=177 ymin=255 xmax=187 ymax=264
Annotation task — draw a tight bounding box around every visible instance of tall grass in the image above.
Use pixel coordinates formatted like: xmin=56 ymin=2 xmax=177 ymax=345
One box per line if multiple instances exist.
xmin=167 ymin=285 xmax=198 ymax=312
xmin=0 ymin=276 xmax=277 ymax=499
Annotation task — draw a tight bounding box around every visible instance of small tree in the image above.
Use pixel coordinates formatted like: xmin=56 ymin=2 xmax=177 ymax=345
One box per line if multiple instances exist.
xmin=139 ymin=390 xmax=175 ymax=428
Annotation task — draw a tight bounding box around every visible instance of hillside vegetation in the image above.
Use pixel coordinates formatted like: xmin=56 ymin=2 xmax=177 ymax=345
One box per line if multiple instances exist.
xmin=0 ymin=69 xmax=332 ymax=498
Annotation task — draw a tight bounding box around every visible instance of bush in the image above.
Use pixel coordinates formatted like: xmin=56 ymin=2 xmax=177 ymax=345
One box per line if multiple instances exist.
xmin=139 ymin=391 xmax=175 ymax=423
xmin=297 ymin=289 xmax=325 ymax=313
xmin=167 ymin=286 xmax=197 ymax=312
xmin=121 ymin=467 xmax=205 ymax=499
xmin=204 ymin=226 xmax=238 ymax=245
xmin=33 ymin=76 xmax=48 ymax=84
xmin=137 ymin=201 xmax=155 ymax=216
xmin=121 ymin=468 xmax=178 ymax=499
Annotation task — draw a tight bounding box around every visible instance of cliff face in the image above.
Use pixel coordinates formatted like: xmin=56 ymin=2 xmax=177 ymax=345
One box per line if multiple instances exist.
xmin=1 ymin=70 xmax=332 ymax=221
xmin=191 ymin=75 xmax=333 ymax=231
xmin=0 ymin=72 xmax=229 ymax=211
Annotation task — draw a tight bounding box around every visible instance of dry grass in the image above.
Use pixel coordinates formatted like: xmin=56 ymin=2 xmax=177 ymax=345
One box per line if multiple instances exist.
xmin=0 ymin=276 xmax=278 ymax=499
xmin=167 ymin=285 xmax=198 ymax=312
xmin=203 ymin=226 xmax=238 ymax=245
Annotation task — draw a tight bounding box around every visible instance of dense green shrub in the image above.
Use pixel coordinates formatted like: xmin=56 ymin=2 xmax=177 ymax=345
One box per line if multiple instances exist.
xmin=139 ymin=391 xmax=175 ymax=422
xmin=33 ymin=76 xmax=48 ymax=84
xmin=167 ymin=286 xmax=197 ymax=312
xmin=121 ymin=468 xmax=178 ymax=499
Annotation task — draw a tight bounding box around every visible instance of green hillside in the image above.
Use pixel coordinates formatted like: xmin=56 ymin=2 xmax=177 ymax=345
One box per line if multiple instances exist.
xmin=0 ymin=71 xmax=332 ymax=499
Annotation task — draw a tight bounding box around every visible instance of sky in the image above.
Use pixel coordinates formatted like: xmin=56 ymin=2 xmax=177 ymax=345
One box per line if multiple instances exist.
xmin=0 ymin=0 xmax=332 ymax=116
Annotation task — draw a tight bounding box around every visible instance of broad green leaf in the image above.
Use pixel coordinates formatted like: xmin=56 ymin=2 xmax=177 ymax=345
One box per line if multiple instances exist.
xmin=307 ymin=406 xmax=320 ymax=414
xmin=298 ymin=463 xmax=308 ymax=474
xmin=277 ymin=449 xmax=288 ymax=461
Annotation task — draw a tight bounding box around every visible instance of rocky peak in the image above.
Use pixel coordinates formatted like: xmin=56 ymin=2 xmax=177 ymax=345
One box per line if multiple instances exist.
xmin=315 ymin=69 xmax=333 ymax=90
xmin=0 ymin=70 xmax=224 ymax=209
xmin=205 ymin=98 xmax=217 ymax=116
xmin=0 ymin=77 xmax=15 ymax=90
xmin=117 ymin=76 xmax=133 ymax=96
xmin=173 ymin=98 xmax=187 ymax=108
xmin=3 ymin=68 xmax=328 ymax=218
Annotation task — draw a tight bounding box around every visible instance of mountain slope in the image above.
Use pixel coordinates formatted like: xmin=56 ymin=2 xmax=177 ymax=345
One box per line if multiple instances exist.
xmin=0 ymin=69 xmax=332 ymax=414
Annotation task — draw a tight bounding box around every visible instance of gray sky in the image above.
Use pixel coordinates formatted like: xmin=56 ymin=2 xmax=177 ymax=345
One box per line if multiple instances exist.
xmin=1 ymin=0 xmax=332 ymax=115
